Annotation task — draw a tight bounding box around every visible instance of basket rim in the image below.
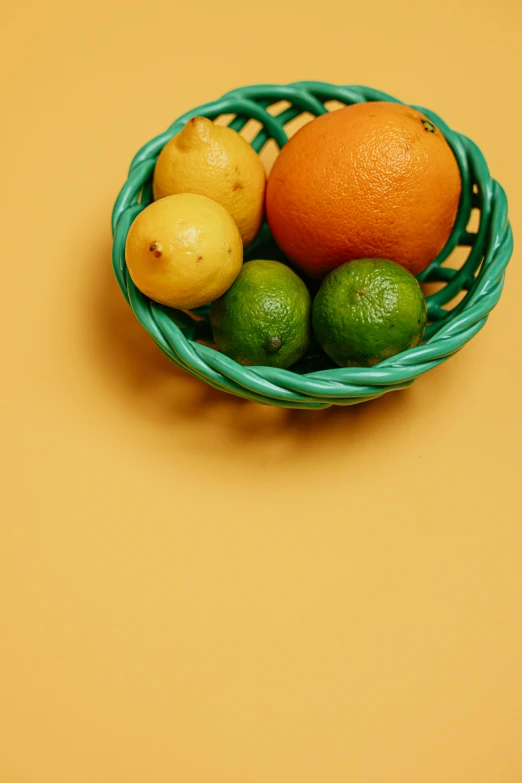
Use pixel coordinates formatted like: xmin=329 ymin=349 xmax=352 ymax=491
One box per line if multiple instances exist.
xmin=111 ymin=81 xmax=514 ymax=408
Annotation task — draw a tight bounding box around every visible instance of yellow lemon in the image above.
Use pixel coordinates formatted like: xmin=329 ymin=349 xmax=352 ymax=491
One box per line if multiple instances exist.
xmin=125 ymin=193 xmax=243 ymax=310
xmin=153 ymin=116 xmax=266 ymax=245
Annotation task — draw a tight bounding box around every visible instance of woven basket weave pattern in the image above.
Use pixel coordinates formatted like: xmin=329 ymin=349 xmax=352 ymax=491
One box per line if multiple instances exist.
xmin=112 ymin=82 xmax=513 ymax=409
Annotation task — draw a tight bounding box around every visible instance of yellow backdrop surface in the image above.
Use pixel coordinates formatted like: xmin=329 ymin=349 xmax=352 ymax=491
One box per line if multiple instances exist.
xmin=2 ymin=0 xmax=522 ymax=781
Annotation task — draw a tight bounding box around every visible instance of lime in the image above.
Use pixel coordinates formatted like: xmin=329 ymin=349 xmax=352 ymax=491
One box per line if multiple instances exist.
xmin=210 ymin=259 xmax=312 ymax=368
xmin=312 ymin=258 xmax=427 ymax=367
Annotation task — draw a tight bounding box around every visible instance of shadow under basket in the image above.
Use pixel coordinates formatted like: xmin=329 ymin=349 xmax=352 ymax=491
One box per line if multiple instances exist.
xmin=112 ymin=82 xmax=514 ymax=409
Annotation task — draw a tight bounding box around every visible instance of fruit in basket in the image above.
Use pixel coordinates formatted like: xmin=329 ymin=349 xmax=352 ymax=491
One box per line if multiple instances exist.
xmin=153 ymin=116 xmax=266 ymax=245
xmin=266 ymin=102 xmax=461 ymax=279
xmin=210 ymin=260 xmax=312 ymax=368
xmin=312 ymin=258 xmax=427 ymax=367
xmin=125 ymin=193 xmax=242 ymax=310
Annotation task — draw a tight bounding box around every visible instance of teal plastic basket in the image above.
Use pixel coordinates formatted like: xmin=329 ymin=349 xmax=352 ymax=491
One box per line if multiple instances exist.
xmin=112 ymin=82 xmax=513 ymax=409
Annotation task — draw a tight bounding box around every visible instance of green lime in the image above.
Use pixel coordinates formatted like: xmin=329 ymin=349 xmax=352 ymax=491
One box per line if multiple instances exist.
xmin=210 ymin=259 xmax=312 ymax=368
xmin=312 ymin=258 xmax=427 ymax=367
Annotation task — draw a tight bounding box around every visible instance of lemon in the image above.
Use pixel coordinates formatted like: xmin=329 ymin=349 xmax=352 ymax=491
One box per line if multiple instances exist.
xmin=210 ymin=260 xmax=312 ymax=368
xmin=312 ymin=258 xmax=427 ymax=367
xmin=153 ymin=116 xmax=266 ymax=245
xmin=125 ymin=193 xmax=242 ymax=310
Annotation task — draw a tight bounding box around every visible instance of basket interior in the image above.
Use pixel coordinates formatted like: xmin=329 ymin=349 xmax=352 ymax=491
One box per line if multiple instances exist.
xmin=132 ymin=88 xmax=487 ymax=374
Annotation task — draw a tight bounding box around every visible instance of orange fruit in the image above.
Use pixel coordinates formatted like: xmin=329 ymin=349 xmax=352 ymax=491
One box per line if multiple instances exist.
xmin=266 ymin=102 xmax=461 ymax=279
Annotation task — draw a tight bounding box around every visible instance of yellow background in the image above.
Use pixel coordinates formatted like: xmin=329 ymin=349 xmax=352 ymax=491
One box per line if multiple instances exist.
xmin=2 ymin=0 xmax=522 ymax=780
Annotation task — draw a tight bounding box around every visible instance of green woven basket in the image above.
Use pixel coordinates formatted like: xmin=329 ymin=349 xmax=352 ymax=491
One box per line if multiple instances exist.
xmin=112 ymin=82 xmax=513 ymax=409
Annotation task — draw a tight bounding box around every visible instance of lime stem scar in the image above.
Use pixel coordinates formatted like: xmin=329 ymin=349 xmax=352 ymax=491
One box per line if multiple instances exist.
xmin=266 ymin=336 xmax=282 ymax=353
